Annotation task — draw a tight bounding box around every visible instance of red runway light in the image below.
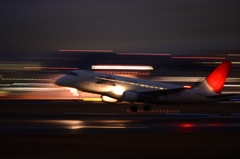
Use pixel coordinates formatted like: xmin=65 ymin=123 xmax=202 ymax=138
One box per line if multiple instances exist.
xmin=181 ymin=124 xmax=194 ymax=127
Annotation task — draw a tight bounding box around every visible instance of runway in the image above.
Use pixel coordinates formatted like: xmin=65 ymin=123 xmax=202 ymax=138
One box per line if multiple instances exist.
xmin=1 ymin=100 xmax=240 ymax=158
xmin=1 ymin=115 xmax=240 ymax=135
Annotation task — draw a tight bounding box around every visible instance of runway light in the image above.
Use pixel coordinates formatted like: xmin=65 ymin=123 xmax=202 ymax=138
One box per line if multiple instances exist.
xmin=181 ymin=124 xmax=194 ymax=127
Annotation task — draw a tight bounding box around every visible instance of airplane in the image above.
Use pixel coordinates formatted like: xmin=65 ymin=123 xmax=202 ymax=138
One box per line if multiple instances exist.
xmin=55 ymin=61 xmax=238 ymax=112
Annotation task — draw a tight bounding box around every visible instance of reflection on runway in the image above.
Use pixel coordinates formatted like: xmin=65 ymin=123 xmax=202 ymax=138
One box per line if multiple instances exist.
xmin=1 ymin=115 xmax=240 ymax=134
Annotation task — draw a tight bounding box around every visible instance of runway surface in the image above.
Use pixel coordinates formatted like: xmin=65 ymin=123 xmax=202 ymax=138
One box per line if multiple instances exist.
xmin=1 ymin=100 xmax=240 ymax=158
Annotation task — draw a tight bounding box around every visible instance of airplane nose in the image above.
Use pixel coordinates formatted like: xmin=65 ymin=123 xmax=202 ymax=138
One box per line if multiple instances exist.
xmin=55 ymin=78 xmax=64 ymax=86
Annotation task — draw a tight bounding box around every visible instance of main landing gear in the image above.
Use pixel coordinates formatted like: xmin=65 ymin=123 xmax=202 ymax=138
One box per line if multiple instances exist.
xmin=130 ymin=103 xmax=152 ymax=112
xmin=130 ymin=105 xmax=138 ymax=112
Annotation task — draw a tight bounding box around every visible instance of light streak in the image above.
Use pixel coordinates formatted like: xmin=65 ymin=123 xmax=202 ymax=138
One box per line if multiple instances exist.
xmin=0 ymin=88 xmax=63 ymax=91
xmin=224 ymin=85 xmax=240 ymax=87
xmin=172 ymin=57 xmax=226 ymax=59
xmin=228 ymin=54 xmax=240 ymax=56
xmin=117 ymin=53 xmax=171 ymax=56
xmin=92 ymin=65 xmax=153 ymax=70
xmin=181 ymin=124 xmax=194 ymax=127
xmin=1 ymin=78 xmax=51 ymax=81
xmin=59 ymin=49 xmax=113 ymax=52
xmin=65 ymin=87 xmax=79 ymax=96
xmin=24 ymin=67 xmax=78 ymax=70
xmin=82 ymin=98 xmax=102 ymax=102
xmin=183 ymin=85 xmax=193 ymax=89
xmin=194 ymin=62 xmax=240 ymax=64
xmin=70 ymin=126 xmax=126 ymax=129
xmin=94 ymin=71 xmax=151 ymax=75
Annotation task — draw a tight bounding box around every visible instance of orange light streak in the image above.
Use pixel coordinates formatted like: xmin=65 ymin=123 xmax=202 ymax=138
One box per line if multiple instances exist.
xmin=171 ymin=57 xmax=226 ymax=59
xmin=183 ymin=85 xmax=193 ymax=89
xmin=24 ymin=67 xmax=78 ymax=70
xmin=117 ymin=53 xmax=171 ymax=55
xmin=59 ymin=50 xmax=113 ymax=52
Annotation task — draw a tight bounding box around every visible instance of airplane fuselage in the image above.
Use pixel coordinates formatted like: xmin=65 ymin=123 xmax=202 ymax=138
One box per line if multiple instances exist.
xmin=55 ymin=70 xmax=225 ymax=104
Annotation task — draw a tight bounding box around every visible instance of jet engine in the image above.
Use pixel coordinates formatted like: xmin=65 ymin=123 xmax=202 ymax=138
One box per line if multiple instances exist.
xmin=101 ymin=95 xmax=118 ymax=103
xmin=121 ymin=91 xmax=139 ymax=102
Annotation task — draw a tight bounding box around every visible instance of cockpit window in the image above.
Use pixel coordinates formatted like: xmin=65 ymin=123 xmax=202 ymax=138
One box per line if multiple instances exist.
xmin=68 ymin=72 xmax=78 ymax=76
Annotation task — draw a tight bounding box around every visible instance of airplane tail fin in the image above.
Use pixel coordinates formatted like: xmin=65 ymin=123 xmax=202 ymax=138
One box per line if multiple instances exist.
xmin=198 ymin=61 xmax=231 ymax=94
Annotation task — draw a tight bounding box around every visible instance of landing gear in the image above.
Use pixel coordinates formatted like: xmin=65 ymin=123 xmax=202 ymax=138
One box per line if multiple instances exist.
xmin=143 ymin=104 xmax=151 ymax=111
xmin=130 ymin=105 xmax=138 ymax=112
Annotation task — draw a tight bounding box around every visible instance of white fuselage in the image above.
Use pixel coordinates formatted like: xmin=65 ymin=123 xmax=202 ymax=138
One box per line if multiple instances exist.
xmin=55 ymin=70 xmax=225 ymax=104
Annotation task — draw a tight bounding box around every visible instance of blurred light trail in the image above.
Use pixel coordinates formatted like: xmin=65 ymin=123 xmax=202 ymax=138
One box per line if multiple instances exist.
xmin=59 ymin=49 xmax=113 ymax=52
xmin=194 ymin=62 xmax=240 ymax=64
xmin=64 ymin=87 xmax=79 ymax=96
xmin=1 ymin=78 xmax=51 ymax=81
xmin=12 ymin=83 xmax=53 ymax=86
xmin=70 ymin=126 xmax=126 ymax=129
xmin=183 ymin=85 xmax=193 ymax=89
xmin=0 ymin=88 xmax=63 ymax=91
xmin=172 ymin=57 xmax=226 ymax=59
xmin=82 ymin=98 xmax=102 ymax=102
xmin=117 ymin=53 xmax=171 ymax=55
xmin=152 ymin=77 xmax=240 ymax=82
xmin=228 ymin=54 xmax=240 ymax=56
xmin=24 ymin=67 xmax=78 ymax=70
xmin=181 ymin=124 xmax=194 ymax=127
xmin=94 ymin=71 xmax=150 ymax=76
xmin=224 ymin=85 xmax=240 ymax=87
xmin=92 ymin=65 xmax=153 ymax=70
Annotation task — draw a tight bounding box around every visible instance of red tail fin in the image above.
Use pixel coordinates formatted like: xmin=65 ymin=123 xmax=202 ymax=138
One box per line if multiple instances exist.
xmin=206 ymin=61 xmax=231 ymax=93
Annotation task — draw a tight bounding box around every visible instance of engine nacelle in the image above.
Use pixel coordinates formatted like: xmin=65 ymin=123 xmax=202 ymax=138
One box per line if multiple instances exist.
xmin=121 ymin=91 xmax=139 ymax=102
xmin=101 ymin=95 xmax=118 ymax=103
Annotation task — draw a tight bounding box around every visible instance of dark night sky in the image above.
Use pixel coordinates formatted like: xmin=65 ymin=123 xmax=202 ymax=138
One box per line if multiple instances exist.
xmin=0 ymin=0 xmax=239 ymax=54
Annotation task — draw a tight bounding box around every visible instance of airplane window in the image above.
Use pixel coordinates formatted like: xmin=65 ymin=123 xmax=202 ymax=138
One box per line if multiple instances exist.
xmin=68 ymin=72 xmax=78 ymax=76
